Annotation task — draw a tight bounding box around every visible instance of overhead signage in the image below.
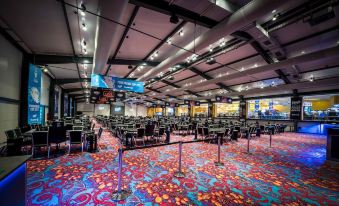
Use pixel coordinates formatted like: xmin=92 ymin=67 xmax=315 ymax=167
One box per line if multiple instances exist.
xmin=215 ymin=96 xmax=232 ymax=103
xmin=90 ymin=88 xmax=126 ymax=104
xmin=28 ymin=64 xmax=42 ymax=124
xmin=91 ymin=73 xmax=144 ymax=93
xmin=290 ymin=97 xmax=302 ymax=120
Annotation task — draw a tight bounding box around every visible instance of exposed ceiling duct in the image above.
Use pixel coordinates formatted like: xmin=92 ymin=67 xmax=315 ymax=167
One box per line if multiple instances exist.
xmin=158 ymin=45 xmax=339 ymax=96
xmin=92 ymin=0 xmax=129 ymax=75
xmin=137 ymin=0 xmax=294 ymax=82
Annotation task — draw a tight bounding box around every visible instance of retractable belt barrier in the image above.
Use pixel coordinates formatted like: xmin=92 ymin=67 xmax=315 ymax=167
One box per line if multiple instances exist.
xmin=111 ymin=137 xmax=222 ymax=201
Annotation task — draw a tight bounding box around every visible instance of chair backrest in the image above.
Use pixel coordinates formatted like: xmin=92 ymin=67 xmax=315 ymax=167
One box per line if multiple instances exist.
xmin=5 ymin=130 xmax=16 ymax=139
xmin=48 ymin=126 xmax=67 ymax=143
xmin=198 ymin=127 xmax=204 ymax=135
xmin=32 ymin=131 xmax=49 ymax=146
xmin=203 ymin=127 xmax=209 ymax=136
xmin=137 ymin=128 xmax=145 ymax=137
xmin=73 ymin=126 xmax=83 ymax=131
xmin=159 ymin=127 xmax=165 ymax=135
xmin=65 ymin=124 xmax=73 ymax=131
xmin=145 ymin=124 xmax=155 ymax=136
xmin=14 ymin=128 xmax=22 ymax=137
xmin=69 ymin=130 xmax=83 ymax=143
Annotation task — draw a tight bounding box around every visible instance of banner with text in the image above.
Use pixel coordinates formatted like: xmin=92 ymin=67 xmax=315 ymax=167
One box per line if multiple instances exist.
xmin=91 ymin=73 xmax=144 ymax=93
xmin=28 ymin=64 xmax=42 ymax=124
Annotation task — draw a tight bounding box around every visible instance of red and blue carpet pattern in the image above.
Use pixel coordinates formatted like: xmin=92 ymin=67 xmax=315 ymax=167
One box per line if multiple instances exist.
xmin=27 ymin=127 xmax=339 ymax=205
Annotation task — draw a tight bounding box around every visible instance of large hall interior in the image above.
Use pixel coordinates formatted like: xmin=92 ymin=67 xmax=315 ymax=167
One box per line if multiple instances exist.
xmin=0 ymin=0 xmax=339 ymax=205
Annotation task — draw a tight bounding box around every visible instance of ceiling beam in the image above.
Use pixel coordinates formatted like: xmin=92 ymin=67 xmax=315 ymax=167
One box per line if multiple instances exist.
xmin=125 ymin=21 xmax=187 ymax=78
xmin=60 ymin=0 xmax=83 ymax=90
xmin=105 ymin=6 xmax=140 ymax=75
xmin=189 ymin=67 xmax=235 ymax=92
xmin=63 ymin=88 xmax=83 ymax=93
xmin=161 ymin=79 xmax=201 ymax=97
xmin=30 ymin=54 xmax=160 ymax=66
xmin=128 ymin=0 xmax=217 ymax=28
xmin=207 ymin=0 xmax=240 ymax=13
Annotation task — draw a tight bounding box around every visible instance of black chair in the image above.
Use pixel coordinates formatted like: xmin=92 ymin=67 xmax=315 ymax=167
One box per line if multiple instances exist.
xmin=133 ymin=128 xmax=145 ymax=146
xmin=145 ymin=124 xmax=155 ymax=141
xmin=65 ymin=124 xmax=73 ymax=131
xmin=5 ymin=130 xmax=23 ymax=155
xmin=155 ymin=127 xmax=165 ymax=142
xmin=73 ymin=126 xmax=83 ymax=131
xmin=32 ymin=131 xmax=50 ymax=158
xmin=48 ymin=126 xmax=67 ymax=151
xmin=68 ymin=130 xmax=84 ymax=153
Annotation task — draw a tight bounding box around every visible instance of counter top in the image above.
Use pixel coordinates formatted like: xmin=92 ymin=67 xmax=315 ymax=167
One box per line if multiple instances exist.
xmin=0 ymin=155 xmax=31 ymax=181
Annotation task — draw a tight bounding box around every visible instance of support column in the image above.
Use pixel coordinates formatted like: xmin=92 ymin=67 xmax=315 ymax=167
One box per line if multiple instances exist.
xmin=48 ymin=80 xmax=56 ymax=121
xmin=60 ymin=90 xmax=65 ymax=119
xmin=19 ymin=55 xmax=30 ymax=127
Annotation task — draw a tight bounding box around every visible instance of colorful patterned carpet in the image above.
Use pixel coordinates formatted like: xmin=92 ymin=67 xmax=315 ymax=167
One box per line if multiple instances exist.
xmin=27 ymin=125 xmax=339 ymax=205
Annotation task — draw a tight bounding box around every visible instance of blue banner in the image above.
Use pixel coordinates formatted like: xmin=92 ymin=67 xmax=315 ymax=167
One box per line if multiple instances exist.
xmin=28 ymin=64 xmax=42 ymax=124
xmin=64 ymin=94 xmax=69 ymax=116
xmin=91 ymin=73 xmax=144 ymax=93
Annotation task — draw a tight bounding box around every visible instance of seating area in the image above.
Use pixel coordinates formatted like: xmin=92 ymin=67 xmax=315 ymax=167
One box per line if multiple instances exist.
xmin=1 ymin=0 xmax=339 ymax=205
xmin=3 ymin=116 xmax=103 ymax=157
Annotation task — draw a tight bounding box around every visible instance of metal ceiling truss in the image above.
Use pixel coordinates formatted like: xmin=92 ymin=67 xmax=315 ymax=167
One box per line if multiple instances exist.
xmin=105 ymin=6 xmax=140 ymax=75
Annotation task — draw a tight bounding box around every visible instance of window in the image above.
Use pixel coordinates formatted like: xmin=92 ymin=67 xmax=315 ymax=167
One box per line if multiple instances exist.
xmin=247 ymin=98 xmax=291 ymax=120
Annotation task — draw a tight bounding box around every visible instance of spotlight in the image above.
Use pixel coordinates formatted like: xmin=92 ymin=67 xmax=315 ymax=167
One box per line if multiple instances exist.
xmin=42 ymin=67 xmax=48 ymax=73
xmin=309 ymin=75 xmax=314 ymax=82
xmin=166 ymin=38 xmax=172 ymax=45
xmin=82 ymin=23 xmax=87 ymax=31
xmin=170 ymin=13 xmax=179 ymax=24
xmin=179 ymin=29 xmax=184 ymax=36
xmin=272 ymin=14 xmax=278 ymax=21
xmin=80 ymin=4 xmax=86 ymax=16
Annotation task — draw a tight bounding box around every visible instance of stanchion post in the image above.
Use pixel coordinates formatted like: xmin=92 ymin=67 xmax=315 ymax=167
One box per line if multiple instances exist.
xmin=112 ymin=148 xmax=131 ymax=201
xmin=214 ymin=136 xmax=224 ymax=166
xmin=269 ymin=131 xmax=272 ymax=147
xmin=174 ymin=142 xmax=185 ymax=178
xmin=247 ymin=135 xmax=250 ymax=154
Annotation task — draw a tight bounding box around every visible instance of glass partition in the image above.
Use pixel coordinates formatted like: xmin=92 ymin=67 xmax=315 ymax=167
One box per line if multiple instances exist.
xmin=192 ymin=104 xmax=208 ymax=117
xmin=303 ymin=94 xmax=339 ymax=121
xmin=247 ymin=97 xmax=291 ymax=120
xmin=176 ymin=105 xmax=189 ymax=116
xmin=214 ymin=102 xmax=239 ymax=118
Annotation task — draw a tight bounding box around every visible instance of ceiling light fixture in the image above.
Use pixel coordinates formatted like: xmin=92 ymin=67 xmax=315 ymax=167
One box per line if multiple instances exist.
xmin=42 ymin=67 xmax=48 ymax=73
xmin=166 ymin=38 xmax=172 ymax=45
xmin=82 ymin=23 xmax=87 ymax=31
xmin=179 ymin=29 xmax=184 ymax=36
xmin=170 ymin=13 xmax=179 ymax=24
xmin=272 ymin=9 xmax=276 ymax=14
xmin=309 ymin=75 xmax=314 ymax=82
xmin=272 ymin=14 xmax=278 ymax=21
xmin=80 ymin=4 xmax=86 ymax=16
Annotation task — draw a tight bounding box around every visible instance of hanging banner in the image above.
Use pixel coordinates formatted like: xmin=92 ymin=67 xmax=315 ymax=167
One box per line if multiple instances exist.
xmin=90 ymin=88 xmax=125 ymax=104
xmin=91 ymin=73 xmax=144 ymax=93
xmin=64 ymin=94 xmax=69 ymax=116
xmin=215 ymin=96 xmax=232 ymax=103
xmin=290 ymin=97 xmax=302 ymax=120
xmin=28 ymin=64 xmax=42 ymax=124
xmin=255 ymin=100 xmax=260 ymax=111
